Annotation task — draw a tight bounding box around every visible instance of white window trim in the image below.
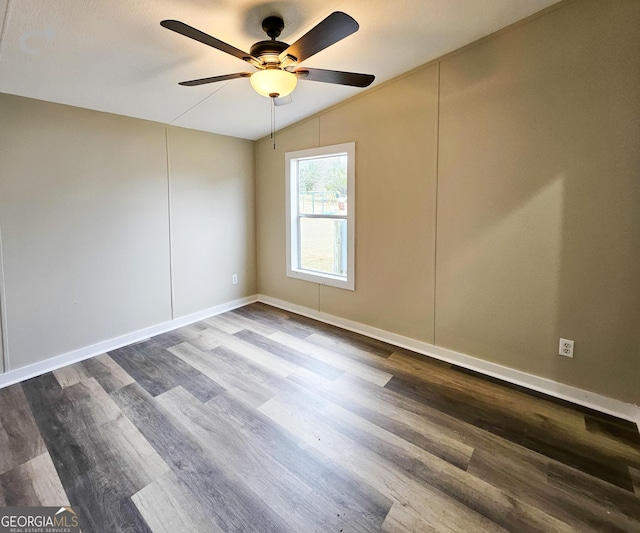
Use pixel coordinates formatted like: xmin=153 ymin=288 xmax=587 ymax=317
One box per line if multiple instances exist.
xmin=285 ymin=142 xmax=355 ymax=291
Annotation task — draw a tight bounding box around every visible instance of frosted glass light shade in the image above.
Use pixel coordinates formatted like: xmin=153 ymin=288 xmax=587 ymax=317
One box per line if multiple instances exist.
xmin=250 ymin=69 xmax=297 ymax=98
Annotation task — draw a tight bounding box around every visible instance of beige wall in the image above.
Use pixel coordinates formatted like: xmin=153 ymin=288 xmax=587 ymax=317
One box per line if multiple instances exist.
xmin=436 ymin=0 xmax=640 ymax=404
xmin=0 ymin=229 xmax=5 ymax=374
xmin=0 ymin=94 xmax=256 ymax=371
xmin=257 ymin=68 xmax=439 ymax=342
xmin=256 ymin=0 xmax=640 ymax=404
xmin=256 ymin=118 xmax=321 ymax=309
xmin=168 ymin=127 xmax=256 ymax=317
xmin=318 ymin=67 xmax=439 ymax=342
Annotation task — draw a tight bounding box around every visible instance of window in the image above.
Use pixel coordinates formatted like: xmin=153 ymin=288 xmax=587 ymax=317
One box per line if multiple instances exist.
xmin=286 ymin=142 xmax=355 ymax=290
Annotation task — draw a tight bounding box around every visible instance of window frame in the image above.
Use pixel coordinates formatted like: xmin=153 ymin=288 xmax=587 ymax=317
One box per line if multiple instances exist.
xmin=285 ymin=142 xmax=355 ymax=290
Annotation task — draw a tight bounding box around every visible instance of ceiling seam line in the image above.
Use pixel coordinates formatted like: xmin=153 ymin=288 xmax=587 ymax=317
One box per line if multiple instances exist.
xmin=169 ymin=81 xmax=231 ymax=124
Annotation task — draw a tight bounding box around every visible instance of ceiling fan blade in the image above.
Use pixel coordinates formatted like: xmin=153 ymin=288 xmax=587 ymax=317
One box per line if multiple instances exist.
xmin=179 ymin=72 xmax=252 ymax=86
xmin=161 ymin=20 xmax=258 ymax=65
xmin=274 ymin=95 xmax=292 ymax=106
xmin=295 ymin=68 xmax=374 ymax=88
xmin=280 ymin=12 xmax=359 ymax=64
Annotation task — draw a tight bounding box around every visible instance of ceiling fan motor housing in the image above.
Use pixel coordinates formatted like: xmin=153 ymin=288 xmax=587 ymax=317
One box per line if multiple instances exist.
xmin=251 ymin=16 xmax=293 ymax=66
xmin=250 ymin=40 xmax=289 ymax=65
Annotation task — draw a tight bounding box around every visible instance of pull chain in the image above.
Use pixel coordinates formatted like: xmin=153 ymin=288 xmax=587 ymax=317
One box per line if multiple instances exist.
xmin=270 ymin=94 xmax=277 ymax=150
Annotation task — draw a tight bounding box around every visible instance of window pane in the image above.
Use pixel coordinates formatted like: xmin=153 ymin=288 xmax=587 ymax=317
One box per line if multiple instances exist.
xmin=298 ymin=155 xmax=348 ymax=215
xmin=299 ymin=217 xmax=347 ymax=276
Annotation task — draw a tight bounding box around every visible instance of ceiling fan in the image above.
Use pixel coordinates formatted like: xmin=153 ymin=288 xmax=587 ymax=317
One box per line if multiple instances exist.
xmin=160 ymin=12 xmax=375 ymax=101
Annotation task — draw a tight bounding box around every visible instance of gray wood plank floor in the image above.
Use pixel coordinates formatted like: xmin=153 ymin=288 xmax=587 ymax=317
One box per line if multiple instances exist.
xmin=1 ymin=302 xmax=639 ymax=532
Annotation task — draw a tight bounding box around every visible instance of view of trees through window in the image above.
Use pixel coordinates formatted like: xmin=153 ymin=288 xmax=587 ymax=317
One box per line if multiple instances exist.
xmin=297 ymin=154 xmax=348 ymax=275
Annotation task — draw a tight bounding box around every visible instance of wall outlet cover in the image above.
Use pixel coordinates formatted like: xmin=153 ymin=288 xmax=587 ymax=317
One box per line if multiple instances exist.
xmin=559 ymin=338 xmax=574 ymax=358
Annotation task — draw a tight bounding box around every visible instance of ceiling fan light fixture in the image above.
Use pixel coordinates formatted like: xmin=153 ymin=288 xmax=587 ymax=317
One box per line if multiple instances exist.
xmin=250 ymin=69 xmax=297 ymax=98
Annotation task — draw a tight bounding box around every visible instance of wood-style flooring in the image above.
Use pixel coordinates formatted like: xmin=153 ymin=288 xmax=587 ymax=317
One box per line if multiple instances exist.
xmin=1 ymin=302 xmax=639 ymax=532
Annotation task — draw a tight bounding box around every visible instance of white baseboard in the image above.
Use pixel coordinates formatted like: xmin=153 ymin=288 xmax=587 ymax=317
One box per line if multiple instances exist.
xmin=0 ymin=295 xmax=258 ymax=390
xmin=2 ymin=292 xmax=638 ymax=429
xmin=257 ymin=294 xmax=640 ymax=428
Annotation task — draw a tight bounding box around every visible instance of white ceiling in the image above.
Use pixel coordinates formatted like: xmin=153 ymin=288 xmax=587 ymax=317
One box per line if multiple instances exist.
xmin=0 ymin=0 xmax=561 ymax=140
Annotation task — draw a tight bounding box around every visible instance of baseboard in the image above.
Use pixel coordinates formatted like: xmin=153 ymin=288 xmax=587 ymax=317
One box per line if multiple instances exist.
xmin=0 ymin=295 xmax=258 ymax=390
xmin=257 ymin=294 xmax=640 ymax=428
xmin=2 ymin=292 xmax=638 ymax=429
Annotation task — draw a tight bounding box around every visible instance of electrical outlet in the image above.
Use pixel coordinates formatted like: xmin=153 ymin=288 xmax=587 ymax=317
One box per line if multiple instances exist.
xmin=231 ymin=274 xmax=238 ymax=285
xmin=559 ymin=338 xmax=574 ymax=358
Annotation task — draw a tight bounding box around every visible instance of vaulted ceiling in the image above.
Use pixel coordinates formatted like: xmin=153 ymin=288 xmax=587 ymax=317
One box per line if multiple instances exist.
xmin=0 ymin=0 xmax=561 ymax=140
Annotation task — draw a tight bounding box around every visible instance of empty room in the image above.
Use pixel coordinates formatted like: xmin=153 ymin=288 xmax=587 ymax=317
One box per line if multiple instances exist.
xmin=0 ymin=0 xmax=639 ymax=531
